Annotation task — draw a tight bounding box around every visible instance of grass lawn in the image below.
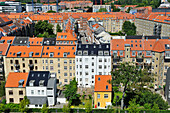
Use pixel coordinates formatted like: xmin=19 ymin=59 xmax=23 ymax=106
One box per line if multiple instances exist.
xmin=71 ymin=99 xmax=92 ymax=108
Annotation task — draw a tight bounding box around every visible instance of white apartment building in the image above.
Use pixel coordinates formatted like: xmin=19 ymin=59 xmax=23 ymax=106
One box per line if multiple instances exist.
xmin=93 ymin=5 xmax=111 ymax=12
xmin=76 ymin=43 xmax=111 ymax=88
xmin=0 ymin=2 xmax=22 ymax=13
xmin=26 ymin=71 xmax=56 ymax=108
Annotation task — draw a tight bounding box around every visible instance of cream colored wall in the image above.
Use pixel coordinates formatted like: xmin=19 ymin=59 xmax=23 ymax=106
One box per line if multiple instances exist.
xmin=6 ymin=88 xmax=25 ymax=104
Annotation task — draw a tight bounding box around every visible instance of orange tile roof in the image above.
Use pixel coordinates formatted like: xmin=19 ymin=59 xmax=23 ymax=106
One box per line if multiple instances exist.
xmin=42 ymin=46 xmax=76 ymax=58
xmin=0 ymin=43 xmax=9 ymax=56
xmin=56 ymin=32 xmax=77 ymax=41
xmin=5 ymin=72 xmax=28 ymax=88
xmin=94 ymin=75 xmax=112 ymax=92
xmin=7 ymin=46 xmax=43 ymax=58
xmin=0 ymin=36 xmax=15 ymax=44
xmin=29 ymin=37 xmax=43 ymax=46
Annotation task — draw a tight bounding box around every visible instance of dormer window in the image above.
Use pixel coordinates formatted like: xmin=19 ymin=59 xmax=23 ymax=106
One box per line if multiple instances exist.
xmin=99 ymin=45 xmax=101 ymax=48
xmin=106 ymin=45 xmax=109 ymax=48
xmin=39 ymin=80 xmax=45 ymax=86
xmin=83 ymin=51 xmax=88 ymax=55
xmin=49 ymin=52 xmax=54 ymax=57
xmin=29 ymin=80 xmax=35 ymax=86
xmin=18 ymin=79 xmax=24 ymax=87
xmin=106 ymin=85 xmax=108 ymax=90
xmin=98 ymin=77 xmax=100 ymax=81
xmin=98 ymin=51 xmax=103 ymax=55
xmin=29 ymin=52 xmax=33 ymax=57
xmin=79 ymin=44 xmax=81 ymax=48
xmin=38 ymin=74 xmax=40 ymax=77
xmin=63 ymin=52 xmax=67 ymax=57
xmin=64 ymin=35 xmax=67 ymax=39
xmin=86 ymin=45 xmax=88 ymax=48
xmin=78 ymin=51 xmax=82 ymax=55
xmin=61 ymin=35 xmax=63 ymax=39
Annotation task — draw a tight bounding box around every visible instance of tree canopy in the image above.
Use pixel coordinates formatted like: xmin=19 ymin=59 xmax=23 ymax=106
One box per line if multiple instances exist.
xmin=19 ymin=96 xmax=30 ymax=112
xmin=98 ymin=8 xmax=108 ymax=12
xmin=122 ymin=21 xmax=136 ymax=35
xmin=47 ymin=10 xmax=56 ymax=13
xmin=56 ymin=24 xmax=62 ymax=33
xmin=63 ymin=78 xmax=80 ymax=105
xmin=35 ymin=20 xmax=55 ymax=38
xmin=111 ymin=3 xmax=121 ymax=12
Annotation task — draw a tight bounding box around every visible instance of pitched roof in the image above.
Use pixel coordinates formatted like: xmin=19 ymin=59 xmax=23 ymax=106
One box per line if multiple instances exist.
xmin=94 ymin=75 xmax=112 ymax=92
xmin=0 ymin=36 xmax=15 ymax=44
xmin=56 ymin=32 xmax=77 ymax=41
xmin=42 ymin=45 xmax=76 ymax=58
xmin=7 ymin=46 xmax=43 ymax=58
xmin=0 ymin=43 xmax=9 ymax=56
xmin=5 ymin=72 xmax=28 ymax=88
xmin=29 ymin=37 xmax=43 ymax=46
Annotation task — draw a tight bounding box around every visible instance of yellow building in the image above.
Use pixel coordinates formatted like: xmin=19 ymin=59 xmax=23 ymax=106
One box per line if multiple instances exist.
xmin=5 ymin=72 xmax=28 ymax=104
xmin=94 ymin=75 xmax=112 ymax=108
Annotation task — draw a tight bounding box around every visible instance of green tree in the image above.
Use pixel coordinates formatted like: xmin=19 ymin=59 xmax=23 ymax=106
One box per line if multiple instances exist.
xmin=0 ymin=81 xmax=5 ymax=97
xmin=56 ymin=24 xmax=62 ymax=33
xmin=127 ymin=99 xmax=141 ymax=113
xmin=122 ymin=21 xmax=136 ymax=35
xmin=110 ymin=62 xmax=144 ymax=109
xmin=107 ymin=105 xmax=115 ymax=113
xmin=47 ymin=10 xmax=56 ymax=13
xmin=62 ymin=104 xmax=70 ymax=113
xmin=85 ymin=100 xmax=92 ymax=113
xmin=152 ymin=102 xmax=159 ymax=113
xmin=111 ymin=3 xmax=120 ymax=12
xmin=19 ymin=96 xmax=30 ymax=112
xmin=63 ymin=78 xmax=80 ymax=105
xmin=143 ymin=103 xmax=151 ymax=109
xmin=98 ymin=8 xmax=108 ymax=12
xmin=0 ymin=104 xmax=5 ymax=112
xmin=126 ymin=7 xmax=132 ymax=13
xmin=41 ymin=104 xmax=49 ymax=113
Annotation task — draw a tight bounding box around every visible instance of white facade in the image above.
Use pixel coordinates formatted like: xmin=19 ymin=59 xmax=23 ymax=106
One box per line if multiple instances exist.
xmin=76 ymin=56 xmax=111 ymax=87
xmin=26 ymin=87 xmax=47 ymax=97
xmin=93 ymin=5 xmax=111 ymax=12
xmin=0 ymin=2 xmax=22 ymax=13
xmin=26 ymin=3 xmax=43 ymax=12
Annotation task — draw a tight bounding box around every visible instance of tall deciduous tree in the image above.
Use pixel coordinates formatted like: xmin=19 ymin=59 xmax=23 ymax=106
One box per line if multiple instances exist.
xmin=56 ymin=24 xmax=62 ymax=33
xmin=63 ymin=78 xmax=80 ymax=105
xmin=110 ymin=62 xmax=144 ymax=109
xmin=122 ymin=21 xmax=136 ymax=35
xmin=19 ymin=96 xmax=30 ymax=112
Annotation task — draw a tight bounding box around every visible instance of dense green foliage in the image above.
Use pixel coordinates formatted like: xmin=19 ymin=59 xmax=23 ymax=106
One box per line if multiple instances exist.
xmin=35 ymin=20 xmax=55 ymax=38
xmin=108 ymin=31 xmax=124 ymax=36
xmin=41 ymin=104 xmax=49 ymax=113
xmin=56 ymin=24 xmax=62 ymax=33
xmin=47 ymin=10 xmax=56 ymax=13
xmin=122 ymin=21 xmax=136 ymax=35
xmin=19 ymin=96 xmax=30 ymax=112
xmin=124 ymin=89 xmax=169 ymax=110
xmin=111 ymin=3 xmax=121 ymax=12
xmin=62 ymin=104 xmax=70 ymax=113
xmin=63 ymin=78 xmax=80 ymax=105
xmin=98 ymin=8 xmax=108 ymax=12
xmin=0 ymin=81 xmax=5 ymax=97
xmin=114 ymin=0 xmax=161 ymax=8
xmin=127 ymin=99 xmax=141 ymax=113
xmin=85 ymin=100 xmax=92 ymax=113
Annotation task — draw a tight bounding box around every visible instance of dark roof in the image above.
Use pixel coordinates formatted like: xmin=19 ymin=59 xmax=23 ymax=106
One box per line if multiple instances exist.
xmin=26 ymin=71 xmax=50 ymax=87
xmin=76 ymin=43 xmax=110 ymax=56
xmin=126 ymin=35 xmax=161 ymax=39
xmin=12 ymin=37 xmax=29 ymax=46
xmin=43 ymin=38 xmax=56 ymax=46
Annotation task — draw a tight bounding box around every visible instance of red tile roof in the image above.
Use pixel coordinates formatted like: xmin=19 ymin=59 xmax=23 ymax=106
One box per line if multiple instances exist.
xmin=5 ymin=72 xmax=28 ymax=88
xmin=42 ymin=45 xmax=76 ymax=58
xmin=0 ymin=36 xmax=15 ymax=44
xmin=7 ymin=46 xmax=43 ymax=58
xmin=56 ymin=32 xmax=77 ymax=41
xmin=0 ymin=43 xmax=9 ymax=56
xmin=29 ymin=37 xmax=43 ymax=46
xmin=94 ymin=75 xmax=112 ymax=92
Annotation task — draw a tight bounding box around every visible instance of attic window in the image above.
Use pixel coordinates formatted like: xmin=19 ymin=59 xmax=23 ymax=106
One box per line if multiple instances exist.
xmin=99 ymin=45 xmax=101 ymax=48
xmin=39 ymin=80 xmax=44 ymax=86
xmin=58 ymin=36 xmax=60 ymax=38
xmin=50 ymin=52 xmax=54 ymax=57
xmin=64 ymin=35 xmax=67 ymax=39
xmin=0 ymin=51 xmax=2 ymax=54
xmin=43 ymin=74 xmax=45 ymax=77
xmin=35 ymin=53 xmax=39 ymax=55
xmin=117 ymin=44 xmax=118 ymax=47
xmin=46 ymin=53 xmax=48 ymax=55
xmin=86 ymin=45 xmax=88 ymax=48
xmin=38 ymin=74 xmax=40 ymax=77
xmin=61 ymin=35 xmax=63 ymax=39
xmin=98 ymin=77 xmax=100 ymax=81
xmin=106 ymin=45 xmax=109 ymax=48
xmin=13 ymin=53 xmax=16 ymax=56
xmin=72 ymin=47 xmax=74 ymax=50
xmin=29 ymin=52 xmax=33 ymax=57
xmin=58 ymin=52 xmax=60 ymax=55
xmin=59 ymin=47 xmax=61 ymax=49
xmin=29 ymin=80 xmax=35 ymax=86
xmin=63 ymin=52 xmax=67 ymax=57
xmin=47 ymin=47 xmax=49 ymax=50
xmin=106 ymin=85 xmax=108 ymax=90
xmin=150 ymin=45 xmax=152 ymax=47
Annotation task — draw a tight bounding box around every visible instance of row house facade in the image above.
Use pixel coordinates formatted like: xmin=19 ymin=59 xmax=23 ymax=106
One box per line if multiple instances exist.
xmin=111 ymin=37 xmax=170 ymax=88
xmin=135 ymin=13 xmax=170 ymax=37
xmin=75 ymin=43 xmax=111 ymax=88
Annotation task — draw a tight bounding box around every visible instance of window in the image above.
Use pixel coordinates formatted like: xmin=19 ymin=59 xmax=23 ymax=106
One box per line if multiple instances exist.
xmin=58 ymin=63 xmax=60 ymax=67
xmin=132 ymin=51 xmax=135 ymax=56
xmin=46 ymin=60 xmax=48 ymax=64
xmin=64 ymin=60 xmax=67 ymax=64
xmin=11 ymin=66 xmax=13 ymax=70
xmin=35 ymin=104 xmax=38 ymax=107
xmin=83 ymin=51 xmax=88 ymax=55
xmin=64 ymin=79 xmax=68 ymax=82
xmin=80 ymin=65 xmax=82 ymax=68
xmin=42 ymin=60 xmax=44 ymax=64
xmin=98 ymin=51 xmax=103 ymax=55
xmin=70 ymin=73 xmax=72 ymax=76
xmin=69 ymin=60 xmax=72 ymax=64
xmin=70 ymin=66 xmax=72 ymax=70
xmin=31 ymin=90 xmax=34 ymax=95
xmin=120 ymin=51 xmax=123 ymax=56
xmin=19 ymin=98 xmax=23 ymax=102
xmin=98 ymin=77 xmax=100 ymax=81
xmin=104 ymin=94 xmax=108 ymax=98
xmin=92 ymin=62 xmax=94 ymax=66
xmin=10 ymin=60 xmax=13 ymax=64
xmin=58 ymin=70 xmax=60 ymax=74
xmin=64 ymin=66 xmax=67 ymax=70
xmin=146 ymin=51 xmax=151 ymax=56
xmin=85 ymin=65 xmax=88 ymax=69
xmin=85 ymin=72 xmax=88 ymax=76
xmin=35 ymin=60 xmax=37 ymax=64
xmin=99 ymin=58 xmax=102 ymax=62
xmin=38 ymin=90 xmax=40 ymax=95
xmin=127 ymin=48 xmax=129 ymax=51
xmin=50 ymin=66 xmax=54 ymax=70
xmin=50 ymin=60 xmax=53 ymax=64
xmin=42 ymin=90 xmax=44 ymax=95
xmin=97 ymin=94 xmax=100 ymax=98
xmin=64 ymin=73 xmax=67 ymax=76
xmin=9 ymin=90 xmax=13 ymax=95
xmin=46 ymin=66 xmax=48 ymax=70
xmin=99 ymin=65 xmax=102 ymax=69
xmin=92 ymin=69 xmax=94 ymax=72
xmin=156 ymin=58 xmax=158 ymax=60
xmin=9 ymin=98 xmax=14 ymax=103
xmin=106 ymin=85 xmax=108 ymax=90
xmin=98 ymin=102 xmax=100 ymax=107
xmin=19 ymin=90 xmax=23 ymax=95
xmin=23 ymin=63 xmax=25 ymax=68
xmin=63 ymin=52 xmax=67 ymax=57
